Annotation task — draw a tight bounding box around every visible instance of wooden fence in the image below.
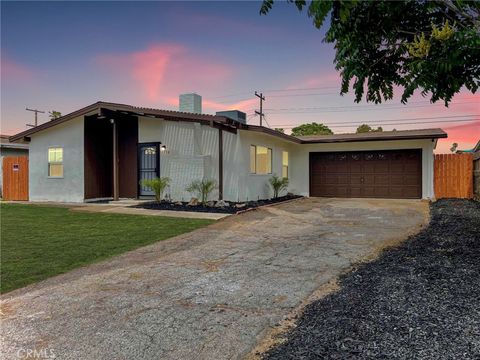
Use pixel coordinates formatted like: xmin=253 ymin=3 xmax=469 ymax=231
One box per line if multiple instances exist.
xmin=2 ymin=156 xmax=29 ymax=201
xmin=434 ymin=153 xmax=473 ymax=199
xmin=474 ymin=153 xmax=480 ymax=198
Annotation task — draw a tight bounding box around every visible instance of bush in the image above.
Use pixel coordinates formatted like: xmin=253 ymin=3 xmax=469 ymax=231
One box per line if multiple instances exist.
xmin=140 ymin=177 xmax=170 ymax=203
xmin=269 ymin=175 xmax=289 ymax=198
xmin=186 ymin=179 xmax=217 ymax=204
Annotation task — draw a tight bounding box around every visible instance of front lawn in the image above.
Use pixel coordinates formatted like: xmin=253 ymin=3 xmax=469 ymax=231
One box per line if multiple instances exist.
xmin=0 ymin=204 xmax=213 ymax=293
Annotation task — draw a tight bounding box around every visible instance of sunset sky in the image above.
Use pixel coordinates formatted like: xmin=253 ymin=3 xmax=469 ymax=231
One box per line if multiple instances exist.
xmin=1 ymin=1 xmax=478 ymax=153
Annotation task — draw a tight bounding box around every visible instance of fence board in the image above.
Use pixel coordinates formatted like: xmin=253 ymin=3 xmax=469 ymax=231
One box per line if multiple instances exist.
xmin=434 ymin=153 xmax=473 ymax=199
xmin=2 ymin=156 xmax=29 ymax=201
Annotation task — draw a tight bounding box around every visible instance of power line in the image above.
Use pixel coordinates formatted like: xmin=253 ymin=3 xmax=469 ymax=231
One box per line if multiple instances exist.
xmin=265 ymin=101 xmax=478 ymax=114
xmin=272 ymin=118 xmax=479 ymax=129
xmin=327 ymin=119 xmax=479 ymax=128
xmin=261 ymin=86 xmax=339 ymax=92
xmin=271 ymin=114 xmax=478 ymax=126
xmin=265 ymin=98 xmax=478 ymax=111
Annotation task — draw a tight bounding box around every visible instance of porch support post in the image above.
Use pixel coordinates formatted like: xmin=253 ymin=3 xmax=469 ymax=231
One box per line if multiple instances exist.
xmin=218 ymin=128 xmax=223 ymax=200
xmin=112 ymin=119 xmax=119 ymax=201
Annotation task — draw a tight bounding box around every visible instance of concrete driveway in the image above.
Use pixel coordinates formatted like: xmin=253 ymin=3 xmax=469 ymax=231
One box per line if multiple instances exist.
xmin=1 ymin=198 xmax=428 ymax=360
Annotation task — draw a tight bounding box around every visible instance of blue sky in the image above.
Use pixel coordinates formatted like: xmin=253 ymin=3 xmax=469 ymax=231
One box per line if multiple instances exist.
xmin=1 ymin=1 xmax=478 ymax=152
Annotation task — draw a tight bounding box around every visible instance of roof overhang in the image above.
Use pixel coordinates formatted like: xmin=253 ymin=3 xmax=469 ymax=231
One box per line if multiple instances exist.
xmin=10 ymin=101 xmax=239 ymax=142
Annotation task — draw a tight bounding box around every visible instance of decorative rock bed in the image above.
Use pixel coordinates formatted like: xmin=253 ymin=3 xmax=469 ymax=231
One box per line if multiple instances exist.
xmin=132 ymin=194 xmax=302 ymax=214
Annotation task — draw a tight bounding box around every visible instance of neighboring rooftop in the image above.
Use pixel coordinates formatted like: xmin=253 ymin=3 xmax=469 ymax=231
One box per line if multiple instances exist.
xmin=457 ymin=140 xmax=480 ymax=153
xmin=0 ymin=134 xmax=29 ymax=149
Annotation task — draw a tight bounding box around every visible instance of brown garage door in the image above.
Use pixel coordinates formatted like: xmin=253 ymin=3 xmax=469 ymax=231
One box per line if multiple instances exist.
xmin=310 ymin=149 xmax=422 ymax=199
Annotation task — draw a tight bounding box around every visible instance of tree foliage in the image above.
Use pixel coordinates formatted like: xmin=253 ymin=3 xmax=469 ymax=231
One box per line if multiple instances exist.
xmin=356 ymin=124 xmax=383 ymax=133
xmin=260 ymin=0 xmax=480 ymax=105
xmin=49 ymin=110 xmax=62 ymax=120
xmin=291 ymin=122 xmax=333 ymax=136
xmin=140 ymin=177 xmax=170 ymax=203
xmin=186 ymin=179 xmax=217 ymax=204
xmin=269 ymin=175 xmax=289 ymax=198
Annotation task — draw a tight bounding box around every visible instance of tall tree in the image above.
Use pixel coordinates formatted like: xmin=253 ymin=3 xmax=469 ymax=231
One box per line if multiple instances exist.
xmin=291 ymin=122 xmax=333 ymax=136
xmin=356 ymin=124 xmax=384 ymax=133
xmin=260 ymin=1 xmax=480 ymax=106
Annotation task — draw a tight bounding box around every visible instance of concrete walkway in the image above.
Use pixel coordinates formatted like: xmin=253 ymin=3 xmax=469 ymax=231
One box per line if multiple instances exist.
xmin=70 ymin=204 xmax=230 ymax=220
xmin=3 ymin=199 xmax=230 ymax=220
xmin=0 ymin=198 xmax=428 ymax=360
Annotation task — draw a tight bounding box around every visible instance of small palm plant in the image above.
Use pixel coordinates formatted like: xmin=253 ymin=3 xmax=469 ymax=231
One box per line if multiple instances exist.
xmin=140 ymin=177 xmax=170 ymax=203
xmin=186 ymin=179 xmax=217 ymax=204
xmin=269 ymin=174 xmax=289 ymax=198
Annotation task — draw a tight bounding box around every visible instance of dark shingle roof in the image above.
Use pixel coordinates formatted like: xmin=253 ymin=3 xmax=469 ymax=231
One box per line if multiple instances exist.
xmin=9 ymin=101 xmax=448 ymax=144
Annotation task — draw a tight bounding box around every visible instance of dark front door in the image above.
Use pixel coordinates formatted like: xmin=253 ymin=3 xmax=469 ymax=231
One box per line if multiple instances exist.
xmin=310 ymin=149 xmax=422 ymax=199
xmin=138 ymin=143 xmax=160 ymax=196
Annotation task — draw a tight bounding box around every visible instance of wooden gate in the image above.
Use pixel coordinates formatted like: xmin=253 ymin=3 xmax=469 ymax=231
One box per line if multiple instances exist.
xmin=434 ymin=153 xmax=473 ymax=199
xmin=2 ymin=156 xmax=29 ymax=200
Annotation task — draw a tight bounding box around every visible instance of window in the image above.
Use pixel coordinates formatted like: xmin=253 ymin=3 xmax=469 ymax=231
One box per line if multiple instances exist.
xmin=282 ymin=151 xmax=289 ymax=178
xmin=250 ymin=145 xmax=272 ymax=174
xmin=48 ymin=147 xmax=63 ymax=177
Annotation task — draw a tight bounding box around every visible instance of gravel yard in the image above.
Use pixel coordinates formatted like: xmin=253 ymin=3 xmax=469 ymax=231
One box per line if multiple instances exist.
xmin=264 ymin=199 xmax=480 ymax=360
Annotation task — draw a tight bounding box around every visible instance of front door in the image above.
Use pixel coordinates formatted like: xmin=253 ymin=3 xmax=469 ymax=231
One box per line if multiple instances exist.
xmin=138 ymin=143 xmax=160 ymax=196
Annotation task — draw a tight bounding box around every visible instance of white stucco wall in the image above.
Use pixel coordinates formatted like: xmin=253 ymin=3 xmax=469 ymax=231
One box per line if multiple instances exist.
xmin=139 ymin=117 xmax=220 ymax=201
xmin=223 ymin=130 xmax=296 ymax=201
xmin=289 ymin=139 xmax=435 ymax=199
xmin=138 ymin=118 xmax=295 ymax=202
xmin=139 ymin=117 xmax=435 ymax=201
xmin=29 ymin=117 xmax=85 ymax=202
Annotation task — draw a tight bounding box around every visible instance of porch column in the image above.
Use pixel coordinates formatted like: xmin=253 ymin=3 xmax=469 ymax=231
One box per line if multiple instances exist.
xmin=218 ymin=128 xmax=223 ymax=200
xmin=112 ymin=119 xmax=119 ymax=201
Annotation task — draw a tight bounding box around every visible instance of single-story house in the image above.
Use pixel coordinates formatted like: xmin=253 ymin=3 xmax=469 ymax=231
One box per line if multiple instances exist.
xmin=0 ymin=134 xmax=29 ymax=197
xmin=9 ymin=101 xmax=447 ymax=203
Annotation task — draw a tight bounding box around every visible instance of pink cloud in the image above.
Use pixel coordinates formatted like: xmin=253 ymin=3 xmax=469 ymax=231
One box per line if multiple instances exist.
xmin=436 ymin=120 xmax=480 ymax=153
xmin=1 ymin=56 xmax=34 ymax=81
xmin=96 ymin=43 xmax=233 ymax=105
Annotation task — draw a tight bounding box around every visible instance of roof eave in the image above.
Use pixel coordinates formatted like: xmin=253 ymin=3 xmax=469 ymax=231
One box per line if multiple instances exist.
xmin=300 ymin=133 xmax=448 ymax=144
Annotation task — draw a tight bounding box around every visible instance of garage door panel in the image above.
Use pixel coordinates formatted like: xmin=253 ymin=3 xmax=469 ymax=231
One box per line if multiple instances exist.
xmin=374 ymin=175 xmax=390 ymax=185
xmin=350 ymin=175 xmax=363 ymax=185
xmin=310 ymin=150 xmax=422 ymax=199
xmin=404 ymin=163 xmax=420 ymax=172
xmin=350 ymin=187 xmax=362 ymax=197
xmin=390 ymin=163 xmax=404 ymax=173
xmin=374 ymin=187 xmax=390 ymax=197
xmin=405 ymin=174 xmax=420 ymax=185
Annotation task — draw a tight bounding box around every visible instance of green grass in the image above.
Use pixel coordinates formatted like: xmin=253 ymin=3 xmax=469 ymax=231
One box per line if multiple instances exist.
xmin=0 ymin=204 xmax=213 ymax=293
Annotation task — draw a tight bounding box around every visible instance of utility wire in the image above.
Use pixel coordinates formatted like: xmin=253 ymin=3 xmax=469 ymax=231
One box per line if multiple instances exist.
xmin=265 ymin=101 xmax=478 ymax=114
xmin=272 ymin=118 xmax=479 ymax=129
xmin=271 ymin=114 xmax=478 ymax=126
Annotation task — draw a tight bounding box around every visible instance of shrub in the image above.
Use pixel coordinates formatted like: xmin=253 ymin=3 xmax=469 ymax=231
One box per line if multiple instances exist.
xmin=140 ymin=177 xmax=170 ymax=203
xmin=186 ymin=179 xmax=217 ymax=204
xmin=269 ymin=174 xmax=289 ymax=198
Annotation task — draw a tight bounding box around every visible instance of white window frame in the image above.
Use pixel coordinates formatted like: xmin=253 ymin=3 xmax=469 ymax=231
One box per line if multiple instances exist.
xmin=48 ymin=147 xmax=64 ymax=178
xmin=250 ymin=144 xmax=272 ymax=175
xmin=282 ymin=151 xmax=289 ymax=178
